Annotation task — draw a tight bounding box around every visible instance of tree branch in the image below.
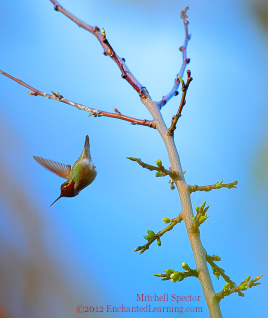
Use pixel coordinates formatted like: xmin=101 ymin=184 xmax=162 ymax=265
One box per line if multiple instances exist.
xmin=189 ymin=180 xmax=238 ymax=194
xmin=214 ymin=275 xmax=263 ymax=301
xmin=0 ymin=70 xmax=155 ymax=128
xmin=50 ymin=0 xmax=144 ymax=95
xmin=2 ymin=4 xmax=224 ymax=316
xmin=167 ymin=70 xmax=193 ymax=136
xmin=126 ymin=157 xmax=181 ymax=180
xmin=134 ymin=215 xmax=183 ymax=254
xmin=154 ymin=266 xmax=198 ymax=282
xmin=206 ymin=254 xmax=236 ymax=286
xmin=158 ymin=7 xmax=191 ymax=109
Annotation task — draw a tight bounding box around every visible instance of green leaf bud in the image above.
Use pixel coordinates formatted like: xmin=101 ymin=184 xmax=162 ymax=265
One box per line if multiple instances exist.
xmin=212 ymin=255 xmax=221 ymax=261
xmin=155 ymin=159 xmax=162 ymax=167
xmin=155 ymin=171 xmax=163 ymax=177
xmin=245 ymin=276 xmax=251 ymax=282
xmin=170 ymin=272 xmax=180 ymax=282
xmin=163 ymin=217 xmax=171 ymax=224
xmin=181 ymin=262 xmax=190 ymax=271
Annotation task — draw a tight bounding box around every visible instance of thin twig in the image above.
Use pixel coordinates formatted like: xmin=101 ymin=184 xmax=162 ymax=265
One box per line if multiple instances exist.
xmin=50 ymin=0 xmax=144 ymax=95
xmin=154 ymin=268 xmax=198 ymax=282
xmin=0 ymin=70 xmax=155 ymax=128
xmin=214 ymin=275 xmax=263 ymax=301
xmin=167 ymin=70 xmax=192 ymax=136
xmin=158 ymin=7 xmax=191 ymax=109
xmin=134 ymin=215 xmax=183 ymax=254
xmin=126 ymin=157 xmax=180 ymax=180
xmin=189 ymin=180 xmax=238 ymax=193
xmin=206 ymin=254 xmax=236 ymax=287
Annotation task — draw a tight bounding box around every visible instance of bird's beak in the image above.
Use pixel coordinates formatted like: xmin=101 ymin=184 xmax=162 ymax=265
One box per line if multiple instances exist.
xmin=50 ymin=195 xmax=62 ymax=206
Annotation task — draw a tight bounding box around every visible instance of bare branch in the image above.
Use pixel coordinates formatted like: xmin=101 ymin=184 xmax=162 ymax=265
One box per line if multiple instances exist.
xmin=189 ymin=180 xmax=238 ymax=194
xmin=134 ymin=215 xmax=183 ymax=255
xmin=167 ymin=70 xmax=192 ymax=136
xmin=50 ymin=0 xmax=144 ymax=95
xmin=0 ymin=70 xmax=155 ymax=128
xmin=158 ymin=7 xmax=191 ymax=109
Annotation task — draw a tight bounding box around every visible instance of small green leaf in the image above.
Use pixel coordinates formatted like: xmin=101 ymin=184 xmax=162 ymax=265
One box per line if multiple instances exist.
xmin=199 ymin=215 xmax=209 ymax=224
xmin=157 ymin=238 xmax=161 ymax=246
xmin=147 ymin=230 xmax=155 ymax=239
xmin=183 ymin=170 xmax=186 ymax=174
xmin=155 ymin=171 xmax=163 ymax=177
xmin=164 ymin=269 xmax=174 ymax=275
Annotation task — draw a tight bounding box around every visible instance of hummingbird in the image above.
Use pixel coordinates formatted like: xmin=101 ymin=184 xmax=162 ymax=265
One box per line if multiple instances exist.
xmin=33 ymin=135 xmax=97 ymax=206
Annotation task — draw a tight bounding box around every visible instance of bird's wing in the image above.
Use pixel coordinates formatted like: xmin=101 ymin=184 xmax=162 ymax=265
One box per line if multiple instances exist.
xmin=33 ymin=156 xmax=72 ymax=179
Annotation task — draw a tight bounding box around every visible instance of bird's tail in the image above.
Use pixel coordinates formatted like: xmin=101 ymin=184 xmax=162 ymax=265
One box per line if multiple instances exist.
xmin=80 ymin=135 xmax=91 ymax=160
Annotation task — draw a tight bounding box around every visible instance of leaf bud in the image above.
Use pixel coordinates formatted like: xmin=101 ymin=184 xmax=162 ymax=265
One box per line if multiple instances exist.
xmin=163 ymin=217 xmax=171 ymax=224
xmin=181 ymin=262 xmax=190 ymax=271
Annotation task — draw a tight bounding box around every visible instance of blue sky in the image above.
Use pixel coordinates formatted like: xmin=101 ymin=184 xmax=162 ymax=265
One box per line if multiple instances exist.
xmin=0 ymin=0 xmax=267 ymax=317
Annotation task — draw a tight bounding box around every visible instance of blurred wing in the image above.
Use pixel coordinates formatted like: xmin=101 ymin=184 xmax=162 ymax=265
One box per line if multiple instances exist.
xmin=33 ymin=156 xmax=72 ymax=179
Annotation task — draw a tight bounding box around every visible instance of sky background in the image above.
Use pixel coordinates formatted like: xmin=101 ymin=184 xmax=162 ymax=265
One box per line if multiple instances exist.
xmin=0 ymin=0 xmax=267 ymax=317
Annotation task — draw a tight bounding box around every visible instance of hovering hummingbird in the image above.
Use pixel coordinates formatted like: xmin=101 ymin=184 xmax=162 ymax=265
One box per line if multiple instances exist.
xmin=33 ymin=135 xmax=97 ymax=206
